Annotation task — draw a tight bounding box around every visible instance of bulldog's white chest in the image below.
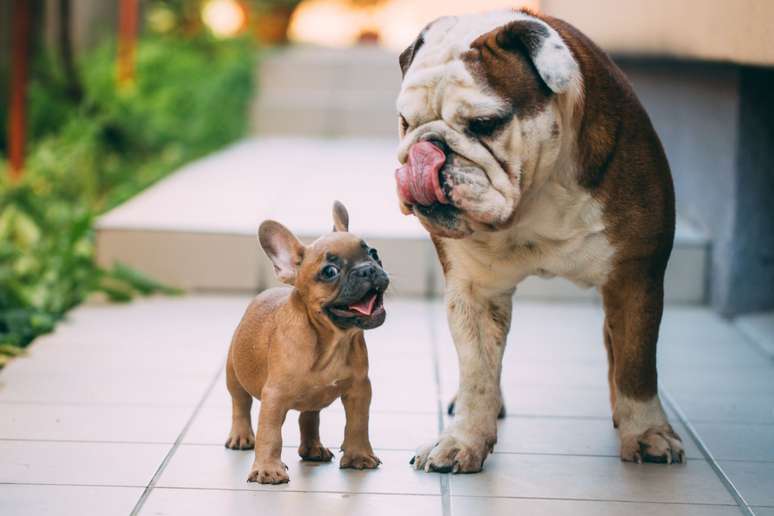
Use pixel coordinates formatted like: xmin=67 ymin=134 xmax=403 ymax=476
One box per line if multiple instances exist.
xmin=444 ymin=180 xmax=615 ymax=291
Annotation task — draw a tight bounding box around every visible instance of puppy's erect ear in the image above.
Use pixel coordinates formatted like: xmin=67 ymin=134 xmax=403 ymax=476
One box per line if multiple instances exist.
xmin=495 ymin=18 xmax=579 ymax=94
xmin=258 ymin=220 xmax=305 ymax=285
xmin=332 ymin=200 xmax=349 ymax=232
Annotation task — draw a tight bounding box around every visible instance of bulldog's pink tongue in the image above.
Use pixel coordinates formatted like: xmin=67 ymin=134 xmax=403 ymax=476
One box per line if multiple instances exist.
xmin=349 ymin=293 xmax=377 ymax=316
xmin=395 ymin=141 xmax=448 ymax=206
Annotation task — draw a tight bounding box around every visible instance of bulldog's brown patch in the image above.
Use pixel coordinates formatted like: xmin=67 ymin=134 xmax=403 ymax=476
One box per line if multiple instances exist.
xmin=463 ymin=24 xmax=553 ymax=119
xmin=532 ymin=13 xmax=675 ymax=401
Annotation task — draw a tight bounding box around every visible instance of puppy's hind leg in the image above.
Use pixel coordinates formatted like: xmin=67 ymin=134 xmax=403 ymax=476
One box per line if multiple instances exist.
xmin=298 ymin=411 xmax=333 ymax=462
xmin=224 ymin=354 xmax=255 ymax=450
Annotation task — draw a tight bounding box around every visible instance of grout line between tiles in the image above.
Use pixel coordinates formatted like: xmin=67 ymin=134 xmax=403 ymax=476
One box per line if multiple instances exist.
xmin=447 ymin=493 xmax=741 ymax=507
xmin=129 ymin=360 xmax=226 ymax=516
xmin=734 ymin=319 xmax=774 ymax=364
xmin=661 ymin=387 xmax=755 ymax=516
xmin=0 ymin=481 xmax=745 ymax=508
xmin=426 ymin=301 xmax=452 ymax=516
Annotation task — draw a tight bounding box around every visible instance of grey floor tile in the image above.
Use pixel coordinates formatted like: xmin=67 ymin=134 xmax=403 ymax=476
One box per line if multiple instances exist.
xmin=691 ymin=422 xmax=774 ymax=462
xmin=720 ymin=461 xmax=774 ymax=506
xmin=0 ymin=403 xmax=192 ymax=443
xmin=185 ymin=405 xmax=437 ymax=451
xmin=662 ymin=364 xmax=774 ymax=395
xmin=0 ymin=372 xmax=211 ymax=406
xmin=752 ymin=507 xmax=774 ymax=516
xmin=141 ymin=488 xmax=443 ymax=516
xmin=0 ymin=485 xmax=142 ymax=516
xmin=449 ymin=453 xmax=733 ymax=505
xmin=47 ymin=296 xmax=247 ymax=353
xmin=157 ymin=445 xmax=439 ymax=495
xmin=659 ymin=308 xmax=766 ymax=368
xmin=735 ymin=310 xmax=774 ymax=358
xmin=669 ymin=390 xmax=774 ymax=425
xmin=451 ymin=496 xmax=741 ymax=516
xmin=501 ymin=385 xmax=613 ymax=419
xmin=1 ymin=344 xmax=222 ymax=378
xmin=491 ymin=416 xmax=702 ymax=459
xmin=0 ymin=440 xmax=168 ymax=486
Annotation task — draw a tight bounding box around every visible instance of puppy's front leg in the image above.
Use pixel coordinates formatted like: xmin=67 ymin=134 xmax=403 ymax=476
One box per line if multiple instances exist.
xmin=413 ymin=284 xmax=513 ymax=473
xmin=247 ymin=388 xmax=290 ymax=484
xmin=340 ymin=376 xmax=381 ymax=469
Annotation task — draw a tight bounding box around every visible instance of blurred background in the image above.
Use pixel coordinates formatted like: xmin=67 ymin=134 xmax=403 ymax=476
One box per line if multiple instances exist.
xmin=1 ymin=0 xmax=773 ymax=358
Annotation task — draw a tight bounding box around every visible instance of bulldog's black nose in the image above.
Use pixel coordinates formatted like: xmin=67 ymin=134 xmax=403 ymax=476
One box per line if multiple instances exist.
xmin=421 ymin=134 xmax=450 ymax=157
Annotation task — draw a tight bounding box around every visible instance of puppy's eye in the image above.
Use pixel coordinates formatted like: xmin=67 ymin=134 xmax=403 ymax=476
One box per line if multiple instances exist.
xmin=399 ymin=115 xmax=409 ymax=134
xmin=467 ymin=115 xmax=509 ymax=137
xmin=319 ymin=264 xmax=340 ymax=282
xmin=368 ymin=248 xmax=381 ymax=263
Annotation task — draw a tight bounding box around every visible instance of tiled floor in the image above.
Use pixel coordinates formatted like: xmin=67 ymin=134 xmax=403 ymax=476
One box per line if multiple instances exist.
xmin=1 ymin=295 xmax=772 ymax=515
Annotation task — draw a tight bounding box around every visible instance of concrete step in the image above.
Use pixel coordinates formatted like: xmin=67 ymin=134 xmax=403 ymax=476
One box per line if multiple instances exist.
xmin=251 ymin=46 xmax=400 ymax=138
xmin=96 ymin=138 xmax=709 ymax=303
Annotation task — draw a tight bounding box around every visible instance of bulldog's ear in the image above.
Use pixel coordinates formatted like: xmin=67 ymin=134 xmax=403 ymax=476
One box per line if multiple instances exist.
xmin=332 ymin=200 xmax=349 ymax=232
xmin=399 ymin=34 xmax=424 ymax=77
xmin=258 ymin=220 xmax=305 ymax=285
xmin=495 ymin=19 xmax=579 ymax=94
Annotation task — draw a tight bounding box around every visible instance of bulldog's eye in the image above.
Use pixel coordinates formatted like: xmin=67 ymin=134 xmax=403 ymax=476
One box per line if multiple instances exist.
xmin=467 ymin=115 xmax=508 ymax=137
xmin=399 ymin=115 xmax=409 ymax=134
xmin=368 ymin=248 xmax=381 ymax=263
xmin=319 ymin=264 xmax=340 ymax=282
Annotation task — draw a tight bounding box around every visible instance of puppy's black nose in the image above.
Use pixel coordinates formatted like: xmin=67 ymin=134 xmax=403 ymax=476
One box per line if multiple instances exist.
xmin=351 ymin=264 xmax=389 ymax=291
xmin=351 ymin=263 xmax=377 ymax=280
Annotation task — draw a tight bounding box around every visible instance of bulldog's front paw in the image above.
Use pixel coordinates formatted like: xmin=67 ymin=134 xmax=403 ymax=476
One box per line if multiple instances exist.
xmin=298 ymin=443 xmax=334 ymax=462
xmin=411 ymin=428 xmax=493 ymax=473
xmin=620 ymin=425 xmax=685 ymax=464
xmin=247 ymin=460 xmax=289 ymax=484
xmin=340 ymin=450 xmax=381 ymax=470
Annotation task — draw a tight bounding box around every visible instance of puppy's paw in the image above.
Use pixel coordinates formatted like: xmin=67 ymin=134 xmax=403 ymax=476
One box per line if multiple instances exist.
xmin=247 ymin=460 xmax=289 ymax=484
xmin=411 ymin=429 xmax=492 ymax=474
xmin=340 ymin=450 xmax=381 ymax=470
xmin=620 ymin=425 xmax=685 ymax=464
xmin=298 ymin=443 xmax=334 ymax=462
xmin=224 ymin=428 xmax=255 ymax=450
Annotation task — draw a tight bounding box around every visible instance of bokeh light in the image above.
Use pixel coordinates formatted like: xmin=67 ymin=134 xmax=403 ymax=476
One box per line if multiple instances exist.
xmin=202 ymin=0 xmax=247 ymax=38
xmin=288 ymin=0 xmax=540 ymax=50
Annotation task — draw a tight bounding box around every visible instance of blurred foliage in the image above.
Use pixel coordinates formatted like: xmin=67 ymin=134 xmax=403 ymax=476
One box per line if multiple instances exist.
xmin=0 ymin=34 xmax=255 ymax=361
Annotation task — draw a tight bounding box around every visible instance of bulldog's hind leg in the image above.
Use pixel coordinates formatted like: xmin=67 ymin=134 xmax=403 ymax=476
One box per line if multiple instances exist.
xmin=412 ymin=285 xmax=513 ymax=473
xmin=603 ymin=321 xmax=617 ymax=428
xmin=224 ymin=353 xmax=255 ymax=450
xmin=602 ymin=265 xmax=684 ymax=464
xmin=298 ymin=411 xmax=333 ymax=462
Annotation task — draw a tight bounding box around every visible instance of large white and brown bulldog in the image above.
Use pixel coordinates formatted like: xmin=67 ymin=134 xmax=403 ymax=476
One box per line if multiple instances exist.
xmin=395 ymin=9 xmax=683 ymax=472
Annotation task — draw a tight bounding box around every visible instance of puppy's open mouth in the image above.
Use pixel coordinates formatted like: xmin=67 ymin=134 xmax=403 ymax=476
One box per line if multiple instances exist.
xmin=328 ymin=290 xmax=385 ymax=319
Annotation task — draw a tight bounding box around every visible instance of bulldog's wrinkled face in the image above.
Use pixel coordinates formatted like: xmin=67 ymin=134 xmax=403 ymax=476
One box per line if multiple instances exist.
xmin=395 ymin=10 xmax=582 ymax=238
xmin=259 ymin=202 xmax=389 ymax=331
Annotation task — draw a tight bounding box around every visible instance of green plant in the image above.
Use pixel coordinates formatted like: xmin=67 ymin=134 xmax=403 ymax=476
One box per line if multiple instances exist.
xmin=0 ymin=33 xmax=255 ymax=362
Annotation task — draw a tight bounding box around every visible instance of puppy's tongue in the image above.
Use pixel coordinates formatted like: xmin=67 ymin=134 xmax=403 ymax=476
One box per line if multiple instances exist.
xmin=349 ymin=293 xmax=377 ymax=316
xmin=395 ymin=141 xmax=448 ymax=206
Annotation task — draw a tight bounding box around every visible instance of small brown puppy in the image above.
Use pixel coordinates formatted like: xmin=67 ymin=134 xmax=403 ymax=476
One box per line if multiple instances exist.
xmin=224 ymin=201 xmax=389 ymax=484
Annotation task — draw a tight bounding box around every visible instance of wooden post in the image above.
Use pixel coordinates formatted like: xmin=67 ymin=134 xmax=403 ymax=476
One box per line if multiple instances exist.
xmin=117 ymin=0 xmax=139 ymax=88
xmin=7 ymin=0 xmax=32 ymax=180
